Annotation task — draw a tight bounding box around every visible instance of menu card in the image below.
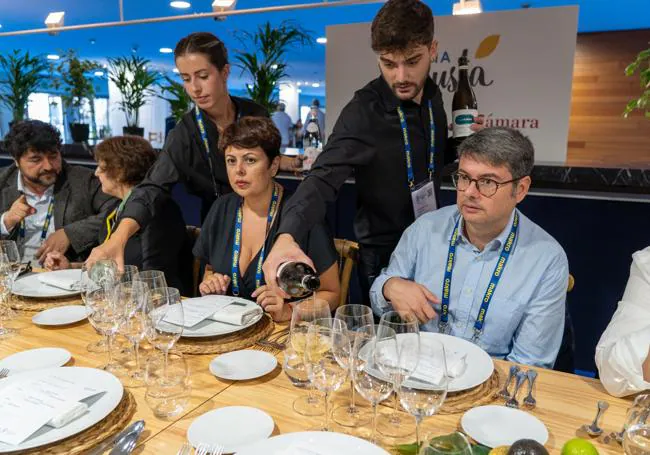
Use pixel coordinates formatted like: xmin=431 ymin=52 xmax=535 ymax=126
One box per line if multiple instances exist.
xmin=0 ymin=374 xmax=104 ymax=445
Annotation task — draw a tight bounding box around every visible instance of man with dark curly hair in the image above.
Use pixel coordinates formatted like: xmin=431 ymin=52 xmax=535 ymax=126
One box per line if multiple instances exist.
xmin=0 ymin=120 xmax=114 ymax=263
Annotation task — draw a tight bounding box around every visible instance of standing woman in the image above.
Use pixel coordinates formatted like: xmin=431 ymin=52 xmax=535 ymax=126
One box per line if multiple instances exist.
xmin=87 ymin=32 xmax=299 ymax=269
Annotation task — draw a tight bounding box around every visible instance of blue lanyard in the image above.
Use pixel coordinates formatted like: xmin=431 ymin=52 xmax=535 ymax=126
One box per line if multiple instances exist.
xmin=19 ymin=196 xmax=54 ymax=242
xmin=231 ymin=183 xmax=281 ymax=296
xmin=195 ymin=105 xmax=225 ymax=197
xmin=439 ymin=211 xmax=519 ymax=341
xmin=396 ymin=100 xmax=435 ymax=189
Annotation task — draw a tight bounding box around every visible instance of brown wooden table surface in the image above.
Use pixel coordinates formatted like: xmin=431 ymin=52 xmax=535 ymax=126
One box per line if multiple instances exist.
xmin=1 ymin=300 xmax=630 ymax=454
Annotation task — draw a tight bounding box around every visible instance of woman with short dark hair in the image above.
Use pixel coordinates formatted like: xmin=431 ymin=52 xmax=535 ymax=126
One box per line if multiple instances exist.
xmin=194 ymin=117 xmax=339 ymax=322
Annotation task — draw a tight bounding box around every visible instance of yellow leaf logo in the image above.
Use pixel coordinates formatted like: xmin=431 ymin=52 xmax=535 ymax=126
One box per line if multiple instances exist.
xmin=475 ymin=34 xmax=501 ymax=59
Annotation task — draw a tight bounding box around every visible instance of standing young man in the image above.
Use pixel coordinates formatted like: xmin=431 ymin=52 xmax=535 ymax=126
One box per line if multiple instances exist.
xmin=264 ymin=0 xmax=483 ymax=303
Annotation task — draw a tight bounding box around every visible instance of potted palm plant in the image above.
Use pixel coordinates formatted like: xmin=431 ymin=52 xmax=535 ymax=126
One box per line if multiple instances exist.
xmin=51 ymin=50 xmax=101 ymax=142
xmin=234 ymin=21 xmax=313 ymax=114
xmin=624 ymin=43 xmax=650 ymax=119
xmin=108 ymin=55 xmax=159 ymax=136
xmin=0 ymin=50 xmax=48 ymax=124
xmin=157 ymin=75 xmax=192 ymax=122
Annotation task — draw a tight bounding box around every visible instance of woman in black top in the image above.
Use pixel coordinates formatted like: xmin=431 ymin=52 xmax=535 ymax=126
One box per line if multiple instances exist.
xmin=45 ymin=136 xmax=191 ymax=294
xmin=193 ymin=117 xmax=339 ymax=322
xmin=87 ymin=32 xmax=300 ymax=270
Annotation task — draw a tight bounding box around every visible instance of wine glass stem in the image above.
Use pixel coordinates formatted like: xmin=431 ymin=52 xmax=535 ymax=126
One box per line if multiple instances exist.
xmin=324 ymin=391 xmax=330 ymax=431
xmin=415 ymin=415 xmax=423 ymax=448
xmin=371 ymin=402 xmax=379 ymax=444
xmin=163 ymin=348 xmax=169 ymax=379
xmin=134 ymin=341 xmax=140 ymax=369
xmin=392 ymin=384 xmax=399 ymax=413
xmin=106 ymin=334 xmax=114 ymax=365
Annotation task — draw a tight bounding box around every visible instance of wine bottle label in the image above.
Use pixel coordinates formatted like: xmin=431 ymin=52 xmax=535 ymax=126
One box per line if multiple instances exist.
xmin=452 ymin=109 xmax=478 ymax=139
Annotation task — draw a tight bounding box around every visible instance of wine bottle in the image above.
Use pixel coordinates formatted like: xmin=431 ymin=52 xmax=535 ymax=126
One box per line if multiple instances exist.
xmin=277 ymin=261 xmax=320 ymax=298
xmin=452 ymin=49 xmax=478 ymax=155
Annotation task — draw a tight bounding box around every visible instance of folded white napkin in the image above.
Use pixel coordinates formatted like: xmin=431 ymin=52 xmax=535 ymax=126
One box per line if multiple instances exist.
xmin=47 ymin=402 xmax=88 ymax=428
xmin=209 ymin=303 xmax=263 ymax=326
xmin=410 ymin=351 xmax=467 ymax=385
xmin=38 ymin=275 xmax=79 ymax=291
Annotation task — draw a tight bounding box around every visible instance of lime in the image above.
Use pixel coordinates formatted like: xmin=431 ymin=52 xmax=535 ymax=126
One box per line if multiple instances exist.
xmin=561 ymin=438 xmax=599 ymax=455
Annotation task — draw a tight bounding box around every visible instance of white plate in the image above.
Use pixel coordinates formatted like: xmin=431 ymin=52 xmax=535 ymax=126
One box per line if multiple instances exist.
xmin=12 ymin=270 xmax=82 ymax=298
xmin=0 ymin=367 xmax=124 ymax=452
xmin=409 ymin=332 xmax=494 ymax=392
xmin=209 ymin=350 xmax=278 ymax=381
xmin=0 ymin=348 xmax=71 ymax=375
xmin=32 ymin=306 xmax=87 ymax=326
xmin=461 ymin=405 xmax=549 ymax=448
xmin=235 ymin=431 xmax=390 ymax=455
xmin=181 ymin=297 xmax=263 ymax=338
xmin=188 ymin=406 xmax=274 ymax=453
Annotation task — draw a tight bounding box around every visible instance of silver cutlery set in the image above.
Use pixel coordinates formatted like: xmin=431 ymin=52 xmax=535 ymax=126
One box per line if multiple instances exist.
xmin=497 ymin=365 xmax=538 ymax=409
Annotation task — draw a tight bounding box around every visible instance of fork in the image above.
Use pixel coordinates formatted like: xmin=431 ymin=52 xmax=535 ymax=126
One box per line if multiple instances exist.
xmin=497 ymin=365 xmax=520 ymax=399
xmin=523 ymin=369 xmax=538 ymax=408
xmin=0 ymin=368 xmax=9 ymax=379
xmin=196 ymin=443 xmax=225 ymax=455
xmin=505 ymin=371 xmax=528 ymax=408
xmin=176 ymin=442 xmax=191 ymax=455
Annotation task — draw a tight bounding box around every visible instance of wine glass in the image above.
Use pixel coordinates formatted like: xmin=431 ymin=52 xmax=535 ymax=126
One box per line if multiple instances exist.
xmin=398 ymin=338 xmax=448 ymax=448
xmin=304 ymin=318 xmax=350 ymax=431
xmin=81 ymin=260 xmax=117 ymax=353
xmin=144 ymin=287 xmax=183 ymax=377
xmin=0 ymin=263 xmax=16 ymax=339
xmin=134 ymin=270 xmax=167 ymax=291
xmin=332 ymin=304 xmax=374 ymax=427
xmin=118 ymin=265 xmax=139 ymax=284
xmin=624 ymin=424 xmax=650 ymax=454
xmin=420 ymin=432 xmax=473 ymax=455
xmin=116 ymin=281 xmax=149 ymax=383
xmin=85 ymin=285 xmax=126 ymax=374
xmin=0 ymin=240 xmax=21 ymax=320
xmin=145 ymin=351 xmax=191 ymax=418
xmin=352 ymin=324 xmax=395 ymax=444
xmin=288 ymin=298 xmax=331 ymax=416
xmin=376 ymin=310 xmax=421 ymax=438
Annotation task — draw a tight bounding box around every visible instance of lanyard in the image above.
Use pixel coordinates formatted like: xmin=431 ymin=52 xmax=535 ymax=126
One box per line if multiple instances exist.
xmin=439 ymin=211 xmax=519 ymax=341
xmin=19 ymin=196 xmax=54 ymax=242
xmin=231 ymin=183 xmax=281 ymax=296
xmin=396 ymin=100 xmax=435 ymax=189
xmin=103 ymin=191 xmax=132 ymax=244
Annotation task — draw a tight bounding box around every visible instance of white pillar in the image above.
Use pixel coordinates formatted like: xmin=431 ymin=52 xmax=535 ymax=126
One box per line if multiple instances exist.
xmin=278 ymin=83 xmax=299 ymax=124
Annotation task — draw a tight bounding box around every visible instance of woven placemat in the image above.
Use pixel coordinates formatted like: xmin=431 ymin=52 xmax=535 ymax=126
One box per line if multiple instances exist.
xmin=10 ymin=295 xmax=82 ymax=312
xmin=16 ymin=389 xmax=136 ymax=455
xmin=175 ymin=314 xmax=275 ymax=355
xmin=439 ymin=369 xmax=501 ymax=414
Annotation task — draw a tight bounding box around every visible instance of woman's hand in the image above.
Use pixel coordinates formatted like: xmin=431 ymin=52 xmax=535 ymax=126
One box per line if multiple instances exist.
xmin=252 ymin=285 xmax=292 ymax=322
xmin=43 ymin=251 xmax=71 ymax=271
xmin=199 ymin=273 xmax=231 ymax=296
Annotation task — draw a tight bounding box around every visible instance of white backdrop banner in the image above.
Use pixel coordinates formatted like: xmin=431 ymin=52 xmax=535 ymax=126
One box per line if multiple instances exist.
xmin=326 ymin=6 xmax=578 ymax=164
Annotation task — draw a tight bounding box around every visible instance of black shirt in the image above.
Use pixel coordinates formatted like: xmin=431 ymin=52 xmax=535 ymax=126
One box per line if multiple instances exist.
xmin=193 ymin=190 xmax=337 ymax=300
xmin=278 ymin=76 xmax=452 ymax=249
xmin=100 ymin=193 xmax=192 ymax=295
xmin=120 ymin=96 xmax=268 ymax=229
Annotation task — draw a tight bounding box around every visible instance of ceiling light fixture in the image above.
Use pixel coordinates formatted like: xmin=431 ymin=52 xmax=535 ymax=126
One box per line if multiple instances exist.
xmin=45 ymin=11 xmax=65 ymax=28
xmin=160 ymin=47 xmax=173 ymax=54
xmin=94 ymin=71 xmax=104 ymax=76
xmin=452 ymin=0 xmax=482 ymax=15
xmin=47 ymin=54 xmax=60 ymax=60
xmin=212 ymin=0 xmax=237 ymax=12
xmin=173 ymin=68 xmax=180 ymax=73
xmin=170 ymin=1 xmax=191 ymax=8
xmin=312 ymin=83 xmax=320 ymax=88
xmin=316 ymin=37 xmax=327 ymax=44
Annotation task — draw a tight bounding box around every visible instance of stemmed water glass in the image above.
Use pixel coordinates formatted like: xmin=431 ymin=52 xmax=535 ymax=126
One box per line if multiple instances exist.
xmin=352 ymin=324 xmax=395 ymax=444
xmin=81 ymin=260 xmax=118 ymax=353
xmin=332 ymin=304 xmax=374 ymax=427
xmin=0 ymin=262 xmax=16 ymax=339
xmin=286 ymin=298 xmax=331 ymax=416
xmin=0 ymin=240 xmax=21 ymax=321
xmin=398 ymin=338 xmax=448 ymax=448
xmin=85 ymin=285 xmax=127 ymax=374
xmin=115 ymin=281 xmax=149 ymax=383
xmin=304 ymin=318 xmax=350 ymax=432
xmin=134 ymin=270 xmax=167 ymax=291
xmin=118 ymin=265 xmax=139 ymax=284
xmin=144 ymin=287 xmax=183 ymax=376
xmin=376 ymin=310 xmax=421 ymax=438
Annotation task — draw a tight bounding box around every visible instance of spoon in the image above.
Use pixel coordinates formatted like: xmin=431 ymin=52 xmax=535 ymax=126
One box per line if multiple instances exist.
xmin=109 ymin=423 xmax=145 ymax=455
xmin=582 ymin=400 xmax=609 ymax=437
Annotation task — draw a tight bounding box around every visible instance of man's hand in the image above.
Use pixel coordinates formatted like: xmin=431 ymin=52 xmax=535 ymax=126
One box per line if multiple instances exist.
xmin=642 ymin=346 xmax=650 ymax=382
xmin=383 ymin=277 xmax=440 ymax=323
xmin=199 ymin=273 xmax=231 ymax=296
xmin=44 ymin=251 xmax=71 ymax=271
xmin=252 ymin=285 xmax=291 ymax=322
xmin=36 ymin=229 xmax=70 ymax=264
xmin=279 ymin=155 xmax=305 ymax=173
xmin=3 ymin=194 xmax=36 ymax=231
xmin=262 ymin=233 xmax=314 ymax=299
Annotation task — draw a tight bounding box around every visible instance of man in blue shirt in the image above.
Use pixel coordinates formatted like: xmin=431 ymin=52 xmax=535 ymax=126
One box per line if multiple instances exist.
xmin=271 ymin=103 xmax=294 ymax=148
xmin=370 ymin=127 xmax=568 ymax=368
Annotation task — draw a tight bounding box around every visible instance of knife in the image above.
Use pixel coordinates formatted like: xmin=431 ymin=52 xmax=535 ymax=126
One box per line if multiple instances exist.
xmin=87 ymin=420 xmax=145 ymax=455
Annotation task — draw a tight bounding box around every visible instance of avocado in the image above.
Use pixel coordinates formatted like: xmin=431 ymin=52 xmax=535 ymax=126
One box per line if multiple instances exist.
xmin=507 ymin=439 xmax=549 ymax=455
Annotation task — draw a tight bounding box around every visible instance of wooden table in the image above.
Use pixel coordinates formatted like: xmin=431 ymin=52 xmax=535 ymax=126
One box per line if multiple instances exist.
xmin=0 ymin=305 xmax=630 ymax=454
